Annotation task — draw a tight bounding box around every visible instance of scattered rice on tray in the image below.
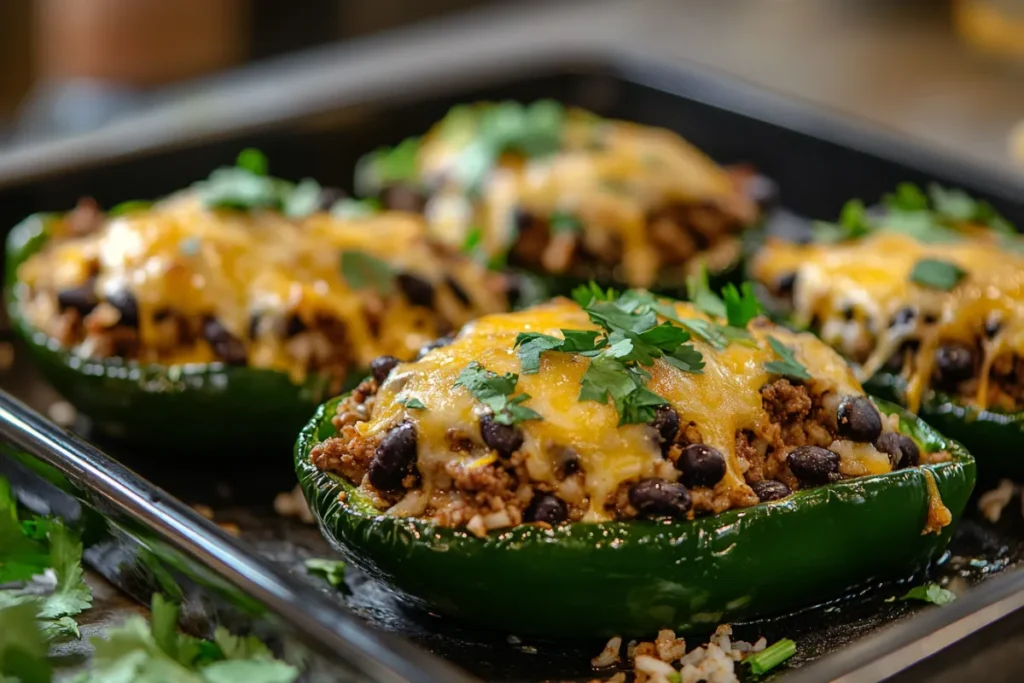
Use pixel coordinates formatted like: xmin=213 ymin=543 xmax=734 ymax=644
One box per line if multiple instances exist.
xmin=588 ymin=625 xmax=771 ymax=683
xmin=274 ymin=484 xmax=316 ymax=524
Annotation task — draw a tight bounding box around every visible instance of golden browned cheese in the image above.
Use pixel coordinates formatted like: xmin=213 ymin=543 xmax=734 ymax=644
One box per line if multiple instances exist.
xmin=16 ymin=195 xmax=509 ymax=381
xmin=751 ymin=231 xmax=1024 ymax=411
xmin=418 ymin=107 xmax=757 ymax=288
xmin=362 ymin=299 xmax=888 ymax=521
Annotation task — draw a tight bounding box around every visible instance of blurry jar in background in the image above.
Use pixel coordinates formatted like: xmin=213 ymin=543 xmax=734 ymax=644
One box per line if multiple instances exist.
xmin=16 ymin=0 xmax=248 ymax=141
xmin=954 ymin=0 xmax=1024 ymax=62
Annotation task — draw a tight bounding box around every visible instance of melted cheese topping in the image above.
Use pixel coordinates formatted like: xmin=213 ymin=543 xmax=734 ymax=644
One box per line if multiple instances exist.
xmin=417 ymin=107 xmax=757 ymax=288
xmin=751 ymin=231 xmax=1024 ymax=411
xmin=364 ymin=298 xmax=872 ymax=521
xmin=17 ymin=194 xmax=508 ymax=379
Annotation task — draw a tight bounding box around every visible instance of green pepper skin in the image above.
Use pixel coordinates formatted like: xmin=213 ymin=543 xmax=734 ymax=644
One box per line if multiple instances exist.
xmin=866 ymin=372 xmax=1024 ymax=478
xmin=5 ymin=213 xmax=338 ymax=451
xmin=295 ymin=394 xmax=975 ymax=638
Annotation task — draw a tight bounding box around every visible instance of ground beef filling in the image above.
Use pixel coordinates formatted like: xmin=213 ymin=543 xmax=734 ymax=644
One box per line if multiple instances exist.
xmin=310 ymin=372 xmax=934 ymax=536
xmin=510 ymin=200 xmax=744 ymax=285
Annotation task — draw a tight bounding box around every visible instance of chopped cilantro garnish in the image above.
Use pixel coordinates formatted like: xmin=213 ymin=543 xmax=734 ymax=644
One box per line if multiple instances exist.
xmin=900 ymin=582 xmax=956 ymax=605
xmin=304 ymin=558 xmax=347 ymax=588
xmin=454 ymin=362 xmax=542 ymax=425
xmin=744 ymin=638 xmax=796 ymax=675
xmin=909 ymin=258 xmax=966 ymax=291
xmin=108 ymin=200 xmax=152 ymax=217
xmin=461 ymin=226 xmax=484 ymax=254
xmin=235 ymin=148 xmax=268 ymax=176
xmin=78 ymin=594 xmax=299 ymax=683
xmin=330 ymin=197 xmax=381 ymax=220
xmin=514 ymin=330 xmax=604 ymax=374
xmin=340 ymin=250 xmax=395 ymax=295
xmin=396 ymin=396 xmax=426 ymax=410
xmin=763 ymin=336 xmax=811 ymax=381
xmin=685 ymin=262 xmax=727 ymax=319
xmin=722 ymin=282 xmax=762 ymax=328
xmin=812 ymin=198 xmax=873 ymax=243
xmin=199 ymin=149 xmax=325 ymax=218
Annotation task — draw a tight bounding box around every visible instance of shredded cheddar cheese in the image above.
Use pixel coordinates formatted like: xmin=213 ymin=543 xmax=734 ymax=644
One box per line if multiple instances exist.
xmin=412 ymin=105 xmax=758 ymax=288
xmin=752 ymin=230 xmax=1024 ymax=412
xmin=16 ymin=194 xmax=510 ymax=382
xmin=364 ymin=299 xmax=882 ymax=521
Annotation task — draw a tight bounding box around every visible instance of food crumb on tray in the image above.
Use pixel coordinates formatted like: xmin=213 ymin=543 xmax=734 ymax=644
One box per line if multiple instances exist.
xmin=588 ymin=625 xmax=782 ymax=683
xmin=978 ymin=478 xmax=1019 ymax=524
xmin=47 ymin=400 xmax=77 ymax=427
xmin=274 ymin=484 xmax=316 ymax=524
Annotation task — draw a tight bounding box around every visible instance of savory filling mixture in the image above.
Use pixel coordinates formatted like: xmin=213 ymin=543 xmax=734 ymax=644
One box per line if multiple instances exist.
xmin=751 ymin=183 xmax=1024 ymax=413
xmin=356 ymin=101 xmax=761 ymax=289
xmin=14 ymin=159 xmax=514 ymax=389
xmin=310 ymin=285 xmax=949 ymax=537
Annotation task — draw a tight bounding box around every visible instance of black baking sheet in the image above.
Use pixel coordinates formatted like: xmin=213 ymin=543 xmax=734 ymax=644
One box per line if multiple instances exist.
xmin=3 ymin=54 xmax=1024 ymax=682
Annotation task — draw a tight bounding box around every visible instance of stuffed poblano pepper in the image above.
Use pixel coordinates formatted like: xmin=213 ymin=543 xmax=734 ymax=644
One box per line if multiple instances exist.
xmin=295 ymin=284 xmax=974 ymax=637
xmin=750 ymin=183 xmax=1024 ymax=474
xmin=5 ymin=151 xmax=519 ymax=450
xmin=356 ymin=101 xmax=766 ymax=293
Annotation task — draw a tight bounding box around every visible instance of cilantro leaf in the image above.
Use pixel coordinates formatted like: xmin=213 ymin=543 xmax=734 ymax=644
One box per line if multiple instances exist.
xmin=900 ymin=582 xmax=956 ymax=606
xmin=0 ymin=480 xmax=50 ymax=584
xmin=340 ymin=251 xmax=395 ymax=295
xmin=330 ymin=198 xmax=381 ymax=220
xmin=571 ymin=282 xmax=617 ymax=308
xmin=616 ymin=384 xmax=668 ymax=426
xmin=79 ymin=594 xmax=299 ymax=683
xmin=763 ymin=336 xmax=811 ymax=381
xmin=454 ymin=363 xmax=542 ymax=425
xmin=884 ymin=182 xmax=929 ymax=211
xmin=513 ymin=333 xmax=566 ymax=375
xmin=0 ymin=601 xmax=51 ymax=683
xmin=909 ymin=258 xmax=966 ymax=291
xmin=35 ymin=521 xmax=91 ymax=621
xmin=236 ymin=149 xmax=268 ymax=176
xmin=108 ymin=200 xmax=153 ymax=217
xmin=304 ymin=558 xmax=347 ymax=589
xmin=812 ymin=198 xmax=873 ymax=243
xmin=282 ymin=179 xmax=323 ymax=218
xmin=722 ymin=282 xmax=762 ymax=328
xmin=685 ymin=263 xmax=726 ymax=319
xmin=396 ymin=396 xmax=426 ymax=410
xmin=579 ymin=355 xmax=636 ymax=405
xmin=664 ymin=344 xmax=706 ymax=374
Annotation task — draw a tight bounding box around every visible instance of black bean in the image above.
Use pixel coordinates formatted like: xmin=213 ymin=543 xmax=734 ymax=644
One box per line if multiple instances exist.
xmin=923 ymin=312 xmax=939 ymax=325
xmin=787 ymin=445 xmax=841 ymax=486
xmin=397 ymin=273 xmax=435 ymax=308
xmin=513 ymin=207 xmax=536 ymax=232
xmin=874 ymin=432 xmax=920 ymax=470
xmin=380 ymin=185 xmax=426 ymax=214
xmin=935 ymin=344 xmax=975 ymax=387
xmin=370 ymin=355 xmax=400 ymax=384
xmin=106 ymin=289 xmax=139 ymax=328
xmin=285 ymin=313 xmax=307 ymax=337
xmin=985 ymin=315 xmax=1002 ymax=339
xmin=628 ymin=478 xmax=692 ymax=518
xmin=316 ymin=186 xmax=348 ymax=212
xmin=775 ymin=272 xmax=797 ymax=296
xmin=57 ymin=280 xmax=99 ymax=315
xmin=445 ymin=276 xmax=471 ymax=306
xmin=368 ymin=422 xmax=418 ymax=492
xmin=890 ymin=307 xmax=916 ymax=328
xmin=524 ymin=493 xmax=567 ymax=525
xmin=751 ymin=480 xmax=792 ymax=502
xmin=841 ymin=306 xmax=855 ymax=322
xmin=480 ymin=413 xmax=524 ymax=459
xmin=202 ymin=317 xmax=247 ymax=366
xmin=558 ymin=448 xmax=581 ymax=476
xmin=677 ymin=444 xmax=727 ymax=488
xmin=649 ymin=405 xmax=680 ymax=453
xmin=415 ymin=334 xmax=453 ymax=360
xmin=248 ymin=313 xmax=261 ymax=340
xmin=836 ymin=396 xmax=883 ymax=443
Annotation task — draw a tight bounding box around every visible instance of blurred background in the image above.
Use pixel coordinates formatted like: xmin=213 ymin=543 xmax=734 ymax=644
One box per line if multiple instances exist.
xmin=1 ymin=0 xmax=1024 ymax=171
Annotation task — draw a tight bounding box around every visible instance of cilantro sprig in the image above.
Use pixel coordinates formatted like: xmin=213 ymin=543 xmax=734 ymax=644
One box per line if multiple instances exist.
xmin=198 ymin=149 xmax=328 ymax=219
xmin=454 ymin=362 xmax=542 ymax=426
xmin=76 ymin=594 xmax=299 ymax=683
xmin=900 ymin=582 xmax=957 ymax=606
xmin=0 ymin=478 xmax=92 ymax=643
xmin=763 ymin=336 xmax=811 ymax=381
xmin=909 ymin=258 xmax=966 ymax=291
xmin=812 ymin=182 xmax=1017 ymax=245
